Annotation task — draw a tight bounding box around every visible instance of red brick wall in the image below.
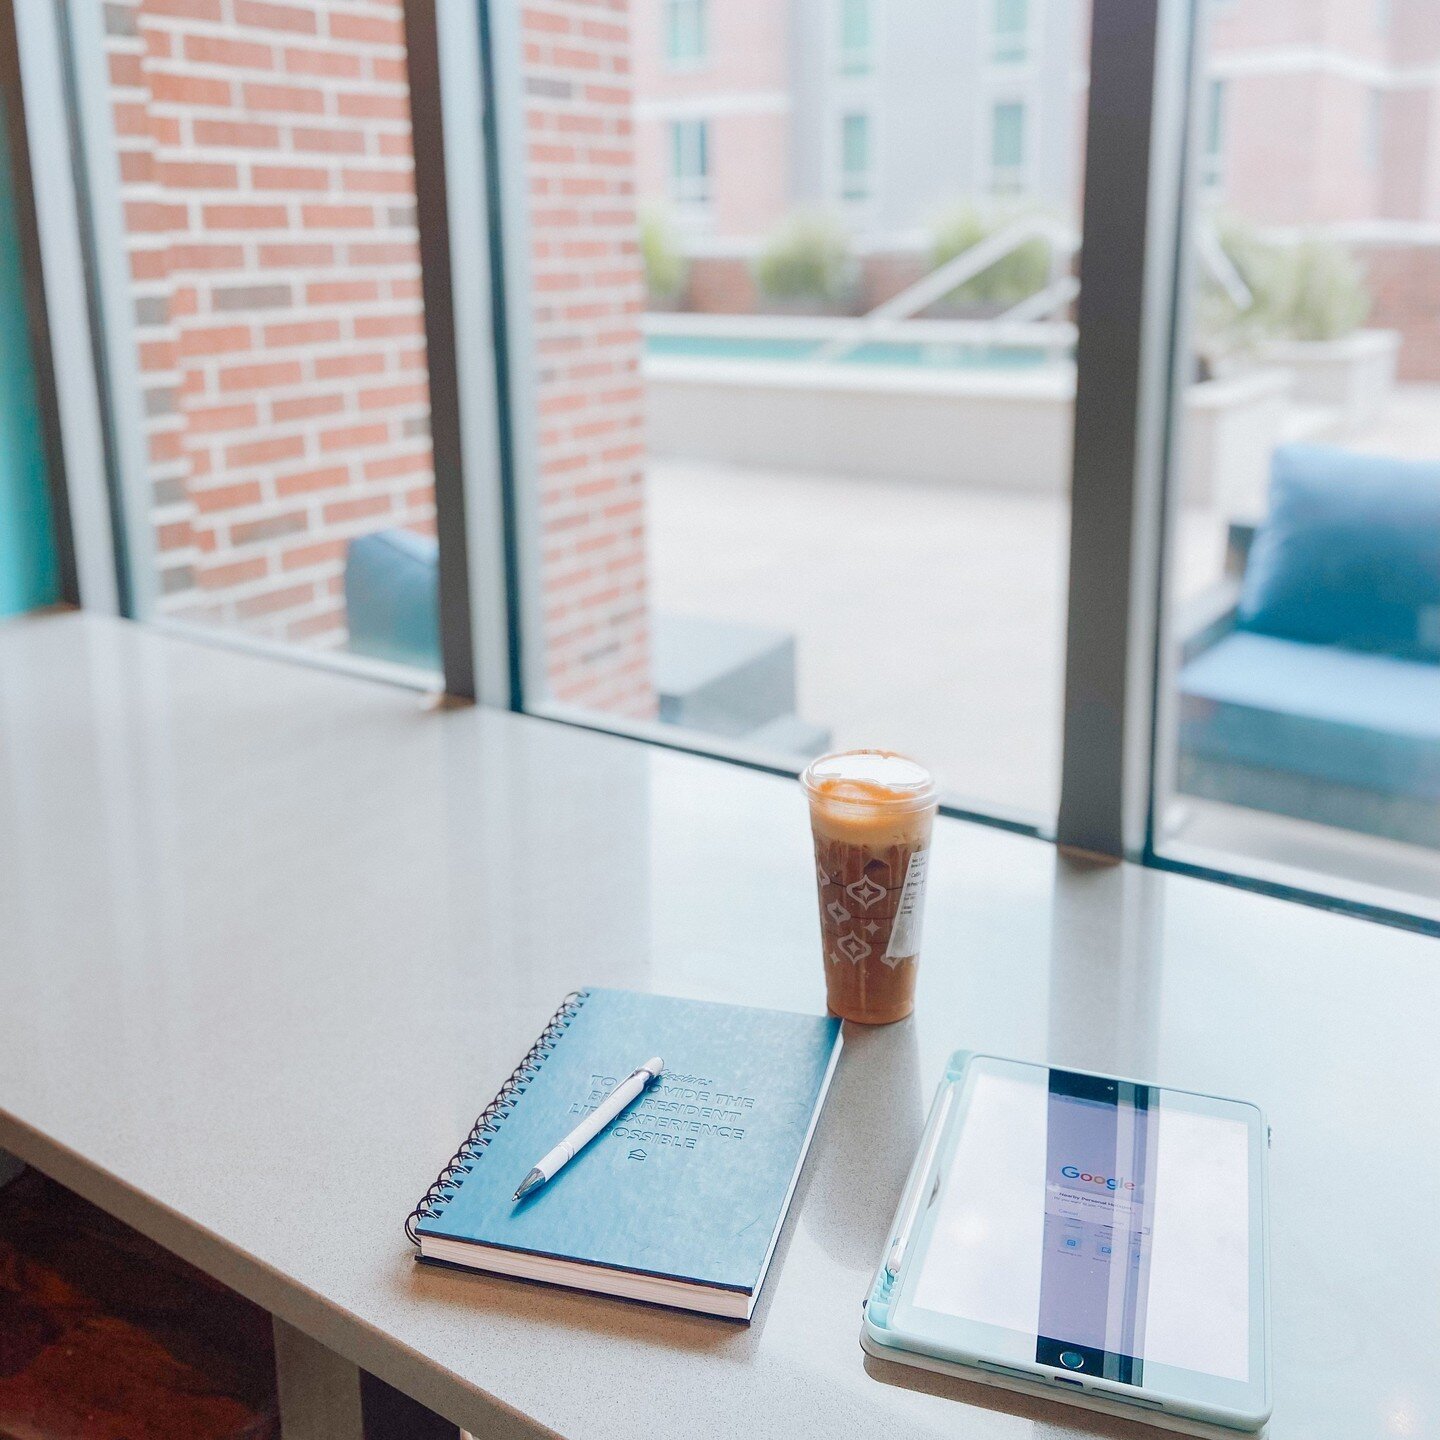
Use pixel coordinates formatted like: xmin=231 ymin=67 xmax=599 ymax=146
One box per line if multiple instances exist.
xmin=106 ymin=0 xmax=434 ymax=645
xmin=1359 ymin=242 xmax=1440 ymax=381
xmin=522 ymin=0 xmax=653 ymax=718
xmin=102 ymin=0 xmax=654 ymax=718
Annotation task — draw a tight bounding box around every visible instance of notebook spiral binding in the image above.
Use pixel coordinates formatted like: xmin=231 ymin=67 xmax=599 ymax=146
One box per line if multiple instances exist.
xmin=405 ymin=989 xmax=589 ymax=1246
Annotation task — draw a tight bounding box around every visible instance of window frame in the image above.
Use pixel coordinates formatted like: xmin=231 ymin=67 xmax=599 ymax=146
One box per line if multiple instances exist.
xmin=988 ymin=97 xmax=1028 ymax=196
xmin=992 ymin=0 xmax=1031 ymax=66
xmin=668 ymin=118 xmax=711 ymax=208
xmin=837 ymin=0 xmax=873 ymax=76
xmin=839 ymin=111 xmax=871 ymax=202
xmin=664 ymin=0 xmax=708 ymax=73
xmin=15 ymin=0 xmax=1437 ymax=938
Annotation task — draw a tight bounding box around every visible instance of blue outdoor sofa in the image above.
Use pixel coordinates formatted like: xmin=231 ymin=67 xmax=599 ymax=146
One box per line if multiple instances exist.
xmin=1176 ymin=444 xmax=1440 ymax=848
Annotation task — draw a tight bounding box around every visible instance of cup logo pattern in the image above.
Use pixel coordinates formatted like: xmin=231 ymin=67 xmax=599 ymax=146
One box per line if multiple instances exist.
xmin=813 ymin=838 xmax=927 ymax=971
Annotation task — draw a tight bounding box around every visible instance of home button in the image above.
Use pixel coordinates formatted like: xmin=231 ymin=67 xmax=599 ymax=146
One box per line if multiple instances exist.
xmin=1059 ymin=1350 xmax=1086 ymax=1370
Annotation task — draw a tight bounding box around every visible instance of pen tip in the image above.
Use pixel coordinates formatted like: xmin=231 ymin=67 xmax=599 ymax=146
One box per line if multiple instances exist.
xmin=513 ymin=1168 xmax=545 ymax=1203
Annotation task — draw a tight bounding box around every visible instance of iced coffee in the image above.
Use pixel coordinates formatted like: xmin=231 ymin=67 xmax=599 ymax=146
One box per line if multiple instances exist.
xmin=801 ymin=750 xmax=938 ymax=1024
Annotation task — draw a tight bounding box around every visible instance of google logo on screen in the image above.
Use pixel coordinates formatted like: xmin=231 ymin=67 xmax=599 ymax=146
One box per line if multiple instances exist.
xmin=1060 ymin=1165 xmax=1136 ymax=1191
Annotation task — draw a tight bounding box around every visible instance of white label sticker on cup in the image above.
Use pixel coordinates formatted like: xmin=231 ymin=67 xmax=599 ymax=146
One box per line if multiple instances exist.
xmin=884 ymin=848 xmax=929 ymax=965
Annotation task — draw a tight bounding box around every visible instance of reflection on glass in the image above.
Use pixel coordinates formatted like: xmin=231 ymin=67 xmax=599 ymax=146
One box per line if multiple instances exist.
xmin=524 ymin=0 xmax=1091 ymax=825
xmin=1155 ymin=0 xmax=1440 ymax=917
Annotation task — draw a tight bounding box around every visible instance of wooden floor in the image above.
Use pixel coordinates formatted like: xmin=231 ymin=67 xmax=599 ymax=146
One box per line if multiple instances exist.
xmin=0 ymin=1169 xmax=280 ymax=1440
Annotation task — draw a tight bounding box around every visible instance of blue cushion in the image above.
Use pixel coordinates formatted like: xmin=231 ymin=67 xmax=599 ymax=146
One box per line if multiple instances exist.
xmin=344 ymin=529 xmax=440 ymax=671
xmin=1179 ymin=631 xmax=1440 ymax=801
xmin=1238 ymin=444 xmax=1440 ymax=660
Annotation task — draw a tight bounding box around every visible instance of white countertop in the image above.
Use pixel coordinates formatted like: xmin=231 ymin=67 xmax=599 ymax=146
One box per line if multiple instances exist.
xmin=0 ymin=611 xmax=1435 ymax=1439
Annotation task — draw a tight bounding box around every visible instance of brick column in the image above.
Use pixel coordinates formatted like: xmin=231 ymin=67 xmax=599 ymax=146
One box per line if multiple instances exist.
xmin=522 ymin=0 xmax=654 ymax=718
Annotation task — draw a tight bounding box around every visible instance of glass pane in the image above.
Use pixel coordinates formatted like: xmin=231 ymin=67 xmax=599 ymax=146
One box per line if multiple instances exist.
xmin=840 ymin=0 xmax=871 ymax=59
xmin=993 ymin=0 xmax=1028 ymax=62
xmin=666 ymin=0 xmax=706 ymax=66
xmin=517 ymin=0 xmax=1091 ymax=827
xmin=840 ymin=115 xmax=864 ymax=180
xmin=1153 ymin=0 xmax=1440 ymax=920
xmin=992 ymin=102 xmax=1025 ymax=169
xmin=98 ymin=0 xmax=439 ymax=677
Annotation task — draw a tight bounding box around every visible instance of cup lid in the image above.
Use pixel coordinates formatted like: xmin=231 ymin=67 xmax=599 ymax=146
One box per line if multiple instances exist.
xmin=801 ymin=749 xmax=937 ymax=808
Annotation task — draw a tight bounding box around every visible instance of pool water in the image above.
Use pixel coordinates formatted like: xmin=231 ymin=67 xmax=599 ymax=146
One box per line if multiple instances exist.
xmin=646 ymin=333 xmax=1056 ymax=370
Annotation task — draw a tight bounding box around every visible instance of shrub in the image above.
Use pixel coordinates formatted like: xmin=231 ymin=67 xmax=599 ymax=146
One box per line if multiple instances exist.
xmin=1275 ymin=239 xmax=1369 ymax=342
xmin=1199 ymin=217 xmax=1369 ymax=351
xmin=928 ymin=205 xmax=1053 ymax=307
xmin=640 ymin=206 xmax=687 ymax=303
xmin=754 ymin=212 xmax=855 ymax=307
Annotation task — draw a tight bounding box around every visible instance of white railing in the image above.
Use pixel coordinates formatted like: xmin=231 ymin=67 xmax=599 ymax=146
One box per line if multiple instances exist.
xmin=814 ymin=214 xmax=1079 ymax=361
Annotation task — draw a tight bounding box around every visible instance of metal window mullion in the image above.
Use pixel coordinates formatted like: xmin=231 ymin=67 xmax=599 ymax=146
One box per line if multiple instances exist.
xmin=1056 ymin=0 xmax=1196 ymax=860
xmin=404 ymin=0 xmax=518 ymax=707
xmin=480 ymin=0 xmax=548 ymax=712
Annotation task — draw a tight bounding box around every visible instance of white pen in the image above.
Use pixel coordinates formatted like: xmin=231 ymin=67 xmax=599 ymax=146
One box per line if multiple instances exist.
xmin=513 ymin=1056 xmax=664 ymax=1202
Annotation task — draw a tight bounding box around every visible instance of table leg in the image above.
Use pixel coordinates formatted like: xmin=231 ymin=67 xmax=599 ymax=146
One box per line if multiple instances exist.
xmin=0 ymin=1148 xmax=24 ymax=1190
xmin=273 ymin=1317 xmax=368 ymax=1440
xmin=274 ymin=1317 xmax=473 ymax=1440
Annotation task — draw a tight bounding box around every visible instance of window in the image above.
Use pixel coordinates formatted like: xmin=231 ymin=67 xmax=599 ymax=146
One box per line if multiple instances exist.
xmin=990 ymin=100 xmax=1026 ymax=194
xmin=993 ymin=0 xmax=1029 ymax=65
xmin=39 ymin=0 xmax=441 ymax=677
xmin=838 ymin=0 xmax=872 ymax=75
xmin=670 ymin=120 xmax=710 ymax=205
xmin=503 ymin=0 xmax=1089 ymax=827
xmin=665 ymin=0 xmax=707 ymax=70
xmin=1366 ymin=89 xmax=1384 ymax=171
xmin=1201 ymin=78 xmax=1226 ymax=190
xmin=840 ymin=113 xmax=871 ymax=200
xmin=1152 ymin=42 xmax=1440 ymax=924
xmin=25 ymin=0 xmax=1436 ymax=933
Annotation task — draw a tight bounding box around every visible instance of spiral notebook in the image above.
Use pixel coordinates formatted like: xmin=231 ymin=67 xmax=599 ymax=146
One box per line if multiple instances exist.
xmin=406 ymin=988 xmax=842 ymax=1319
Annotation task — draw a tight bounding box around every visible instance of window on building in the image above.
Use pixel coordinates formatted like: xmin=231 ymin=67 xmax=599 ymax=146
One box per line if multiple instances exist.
xmin=838 ymin=0 xmax=872 ymax=75
xmin=993 ymin=0 xmax=1029 ymax=65
xmin=990 ymin=100 xmax=1026 ymax=194
xmin=840 ymin=113 xmax=871 ymax=200
xmin=1202 ymin=78 xmax=1226 ymax=190
xmin=665 ymin=0 xmax=707 ymax=69
xmin=670 ymin=119 xmax=710 ymax=206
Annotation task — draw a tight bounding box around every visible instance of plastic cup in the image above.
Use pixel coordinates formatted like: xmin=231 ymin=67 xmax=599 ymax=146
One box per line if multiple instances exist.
xmin=801 ymin=750 xmax=939 ymax=1024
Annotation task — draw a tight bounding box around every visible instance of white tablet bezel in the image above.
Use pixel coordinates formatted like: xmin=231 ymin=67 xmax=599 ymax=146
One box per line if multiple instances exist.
xmin=864 ymin=1052 xmax=1271 ymax=1432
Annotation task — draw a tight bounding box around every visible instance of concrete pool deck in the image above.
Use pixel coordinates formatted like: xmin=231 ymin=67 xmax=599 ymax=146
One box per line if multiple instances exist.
xmin=647 ymin=384 xmax=1440 ymax=902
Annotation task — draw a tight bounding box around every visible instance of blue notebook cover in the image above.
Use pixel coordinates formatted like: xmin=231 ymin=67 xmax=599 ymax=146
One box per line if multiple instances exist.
xmin=412 ymin=988 xmax=841 ymax=1306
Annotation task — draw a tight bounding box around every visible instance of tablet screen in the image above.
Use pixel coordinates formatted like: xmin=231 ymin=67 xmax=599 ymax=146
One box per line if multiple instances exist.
xmin=902 ymin=1057 xmax=1256 ymax=1389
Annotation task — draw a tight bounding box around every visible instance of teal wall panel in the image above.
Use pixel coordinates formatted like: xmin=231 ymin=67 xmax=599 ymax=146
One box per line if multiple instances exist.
xmin=0 ymin=103 xmax=57 ymax=617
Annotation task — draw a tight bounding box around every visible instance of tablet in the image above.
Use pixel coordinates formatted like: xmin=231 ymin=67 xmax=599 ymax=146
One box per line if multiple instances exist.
xmin=863 ymin=1053 xmax=1271 ymax=1433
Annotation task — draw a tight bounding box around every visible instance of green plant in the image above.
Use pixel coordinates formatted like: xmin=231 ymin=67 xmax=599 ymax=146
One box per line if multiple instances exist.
xmin=754 ymin=212 xmax=854 ymax=306
xmin=928 ymin=205 xmax=1052 ymax=307
xmin=640 ymin=206 xmax=687 ymax=303
xmin=1274 ymin=239 xmax=1369 ymax=342
xmin=1198 ymin=217 xmax=1369 ymax=352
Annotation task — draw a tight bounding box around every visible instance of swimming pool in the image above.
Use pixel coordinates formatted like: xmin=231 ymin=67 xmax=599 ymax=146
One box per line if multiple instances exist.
xmin=644 ymin=333 xmax=1056 ymax=370
xmin=642 ymin=312 xmax=1286 ymax=504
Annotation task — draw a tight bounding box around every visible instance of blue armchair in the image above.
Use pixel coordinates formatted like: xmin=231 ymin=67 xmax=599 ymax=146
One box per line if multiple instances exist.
xmin=1176 ymin=444 xmax=1440 ymax=848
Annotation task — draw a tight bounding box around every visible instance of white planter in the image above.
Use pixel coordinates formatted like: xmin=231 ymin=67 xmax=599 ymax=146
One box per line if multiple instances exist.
xmin=1259 ymin=329 xmax=1399 ymax=435
xmin=1180 ymin=369 xmax=1292 ymax=515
